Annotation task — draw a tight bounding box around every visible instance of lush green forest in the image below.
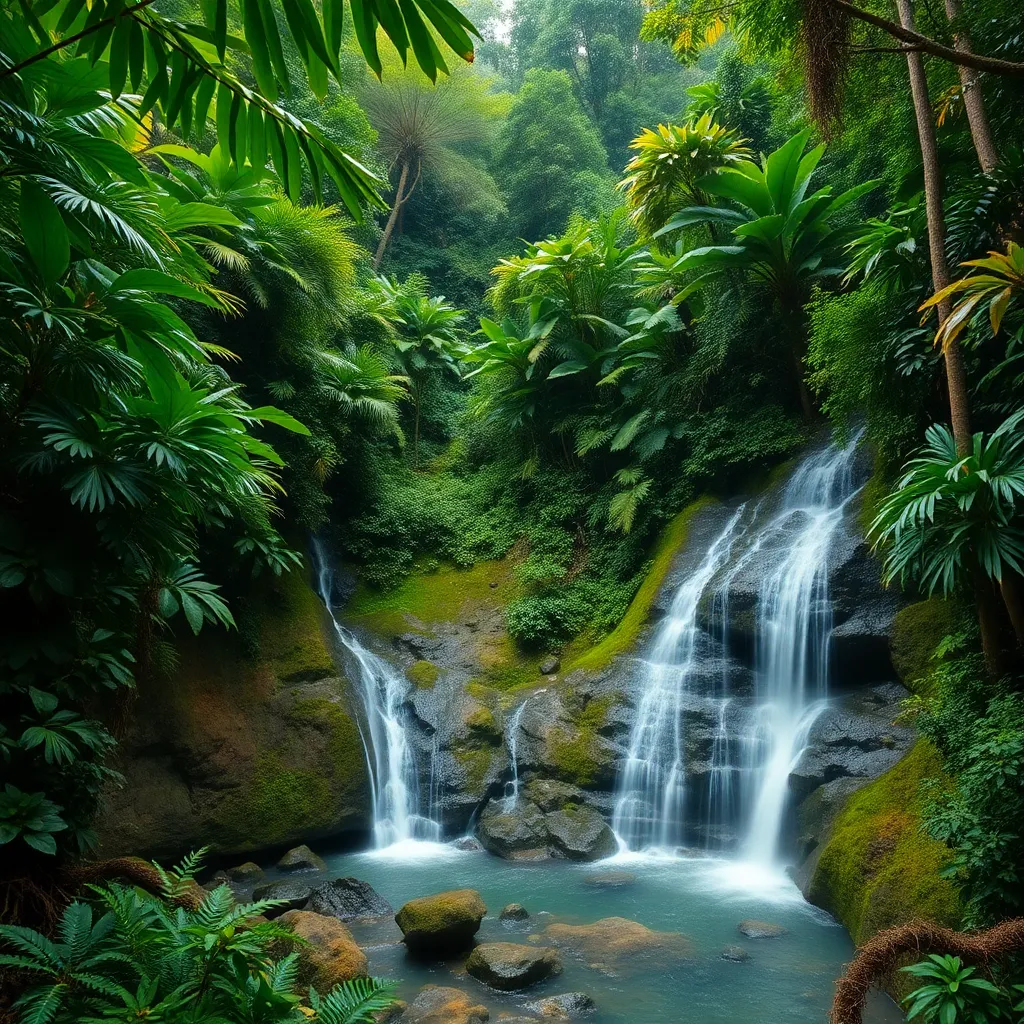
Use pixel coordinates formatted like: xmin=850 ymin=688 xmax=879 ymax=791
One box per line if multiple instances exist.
xmin=1 ymin=0 xmax=1024 ymax=1020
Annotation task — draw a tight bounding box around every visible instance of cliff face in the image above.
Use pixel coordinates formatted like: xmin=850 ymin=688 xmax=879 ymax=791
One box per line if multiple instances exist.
xmin=94 ymin=570 xmax=370 ymax=859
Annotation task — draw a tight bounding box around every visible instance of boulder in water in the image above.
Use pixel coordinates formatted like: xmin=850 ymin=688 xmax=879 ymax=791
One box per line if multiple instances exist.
xmin=465 ymin=942 xmax=562 ymax=990
xmin=452 ymin=836 xmax=483 ymax=852
xmin=582 ymin=871 xmax=635 ymax=888
xmin=721 ymin=945 xmax=750 ymax=962
xmin=252 ymin=879 xmax=312 ymax=916
xmin=524 ymin=991 xmax=597 ymax=1017
xmin=395 ymin=889 xmax=486 ymax=954
xmin=737 ymin=919 xmax=786 ymax=938
xmin=544 ymin=917 xmax=692 ymax=962
xmin=306 ymin=877 xmax=393 ymax=920
xmin=225 ymin=861 xmax=264 ymax=882
xmin=276 ymin=844 xmax=326 ymax=872
xmin=276 ymin=909 xmax=368 ymax=987
xmin=500 ymin=903 xmax=529 ymax=921
xmin=477 ymin=801 xmax=548 ymax=858
xmin=402 ymin=986 xmax=489 ymax=1024
xmin=545 ymin=806 xmax=617 ymax=861
xmin=524 ymin=779 xmax=589 ymax=813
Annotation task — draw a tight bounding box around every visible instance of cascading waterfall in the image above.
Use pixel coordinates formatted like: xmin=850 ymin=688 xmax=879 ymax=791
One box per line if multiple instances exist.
xmin=502 ymin=699 xmax=531 ymax=812
xmin=311 ymin=539 xmax=441 ymax=849
xmin=611 ymin=507 xmax=747 ymax=851
xmin=611 ymin=437 xmax=862 ymax=861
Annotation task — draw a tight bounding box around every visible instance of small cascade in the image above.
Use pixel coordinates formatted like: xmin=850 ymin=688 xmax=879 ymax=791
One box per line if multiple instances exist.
xmin=612 ymin=436 xmax=862 ymax=861
xmin=502 ymin=699 xmax=531 ymax=812
xmin=311 ymin=539 xmax=441 ymax=849
xmin=611 ymin=507 xmax=747 ymax=851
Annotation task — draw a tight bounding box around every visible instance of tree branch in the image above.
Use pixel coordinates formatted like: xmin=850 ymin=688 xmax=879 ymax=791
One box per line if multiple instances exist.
xmin=825 ymin=0 xmax=1024 ymax=77
xmin=0 ymin=0 xmax=157 ymax=80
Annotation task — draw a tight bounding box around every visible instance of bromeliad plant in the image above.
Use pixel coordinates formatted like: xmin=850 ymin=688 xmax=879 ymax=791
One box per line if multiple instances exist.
xmin=901 ymin=954 xmax=1008 ymax=1023
xmin=0 ymin=852 xmax=398 ymax=1024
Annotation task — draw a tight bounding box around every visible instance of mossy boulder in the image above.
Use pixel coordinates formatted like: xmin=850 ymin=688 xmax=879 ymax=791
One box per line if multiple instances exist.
xmin=395 ymin=889 xmax=487 ymax=954
xmin=545 ymin=805 xmax=617 ymax=861
xmin=544 ymin=917 xmax=693 ymax=963
xmin=277 ymin=844 xmax=326 ymax=872
xmin=465 ymin=942 xmax=562 ymax=990
xmin=805 ymin=741 xmax=960 ymax=945
xmin=276 ymin=909 xmax=368 ymax=989
xmin=402 ymin=986 xmax=489 ymax=1024
xmin=226 ymin=861 xmax=264 ymax=882
xmin=93 ymin=572 xmax=370 ymax=858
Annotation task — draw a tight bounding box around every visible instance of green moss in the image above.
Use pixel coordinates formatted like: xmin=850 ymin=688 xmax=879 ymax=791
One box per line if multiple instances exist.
xmin=548 ymin=727 xmax=602 ymax=787
xmin=465 ymin=704 xmax=500 ymax=740
xmin=891 ymin=599 xmax=958 ymax=696
xmin=809 ymin=741 xmax=960 ymax=946
xmin=857 ymin=462 xmax=889 ymax=539
xmin=259 ymin=570 xmax=335 ymax=682
xmin=406 ymin=660 xmax=439 ymax=688
xmin=395 ymin=889 xmax=486 ymax=933
xmin=348 ymin=559 xmax=514 ymax=625
xmin=288 ymin=697 xmax=366 ymax=802
xmin=566 ymin=497 xmax=715 ymax=673
xmin=452 ymin=744 xmax=492 ymax=791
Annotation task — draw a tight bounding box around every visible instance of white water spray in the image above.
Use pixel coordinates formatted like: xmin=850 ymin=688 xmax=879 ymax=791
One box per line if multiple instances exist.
xmin=502 ymin=699 xmax=530 ymax=812
xmin=311 ymin=539 xmax=441 ymax=849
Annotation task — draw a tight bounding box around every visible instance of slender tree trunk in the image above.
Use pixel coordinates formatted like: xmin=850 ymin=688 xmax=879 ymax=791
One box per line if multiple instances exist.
xmin=898 ymin=0 xmax=972 ymax=457
xmin=1000 ymin=571 xmax=1024 ymax=651
xmin=975 ymin=564 xmax=1011 ymax=677
xmin=944 ymin=0 xmax=1000 ymax=172
xmin=373 ymin=159 xmax=411 ymax=270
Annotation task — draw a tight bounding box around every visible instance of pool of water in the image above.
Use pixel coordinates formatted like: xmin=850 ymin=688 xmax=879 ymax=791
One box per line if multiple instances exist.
xmin=263 ymin=842 xmax=902 ymax=1023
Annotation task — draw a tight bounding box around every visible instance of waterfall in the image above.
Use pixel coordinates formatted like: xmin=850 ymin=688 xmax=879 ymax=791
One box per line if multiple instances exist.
xmin=311 ymin=539 xmax=441 ymax=849
xmin=611 ymin=436 xmax=862 ymax=862
xmin=611 ymin=507 xmax=747 ymax=851
xmin=502 ymin=699 xmax=531 ymax=812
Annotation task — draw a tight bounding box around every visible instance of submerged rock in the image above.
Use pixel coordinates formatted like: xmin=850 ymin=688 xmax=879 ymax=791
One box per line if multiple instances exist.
xmin=465 ymin=942 xmax=562 ymax=990
xmin=500 ymin=903 xmax=530 ymax=921
xmin=277 ymin=844 xmax=326 ymax=872
xmin=544 ymin=917 xmax=692 ymax=962
xmin=452 ymin=836 xmax=483 ymax=852
xmin=721 ymin=945 xmax=750 ymax=962
xmin=395 ymin=889 xmax=486 ymax=954
xmin=276 ymin=909 xmax=368 ymax=988
xmin=307 ymin=877 xmax=393 ymax=920
xmin=524 ymin=992 xmax=597 ymax=1017
xmin=545 ymin=806 xmax=617 ymax=861
xmin=737 ymin=919 xmax=786 ymax=938
xmin=252 ymin=879 xmax=312 ymax=916
xmin=402 ymin=985 xmax=489 ymax=1024
xmin=582 ymin=871 xmax=635 ymax=888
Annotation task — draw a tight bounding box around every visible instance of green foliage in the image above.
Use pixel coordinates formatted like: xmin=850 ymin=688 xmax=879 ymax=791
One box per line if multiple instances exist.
xmin=902 ymin=955 xmax=1007 ymax=1024
xmin=0 ymin=853 xmax=397 ymax=1024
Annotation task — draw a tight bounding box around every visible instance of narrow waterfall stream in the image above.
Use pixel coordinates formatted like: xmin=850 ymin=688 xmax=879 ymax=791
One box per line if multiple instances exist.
xmin=502 ymin=698 xmax=531 ymax=812
xmin=311 ymin=539 xmax=441 ymax=849
xmin=612 ymin=437 xmax=862 ymax=861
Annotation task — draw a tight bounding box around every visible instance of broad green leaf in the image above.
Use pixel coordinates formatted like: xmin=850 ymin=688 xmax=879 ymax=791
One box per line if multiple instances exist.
xmin=20 ymin=178 xmax=70 ymax=286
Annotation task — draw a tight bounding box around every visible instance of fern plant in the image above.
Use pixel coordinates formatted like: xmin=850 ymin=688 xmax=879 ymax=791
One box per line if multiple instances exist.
xmin=0 ymin=853 xmax=398 ymax=1024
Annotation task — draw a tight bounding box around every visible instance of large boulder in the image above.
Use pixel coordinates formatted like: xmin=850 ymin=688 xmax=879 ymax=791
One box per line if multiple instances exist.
xmin=306 ymin=877 xmax=393 ymax=920
xmin=276 ymin=909 xmax=367 ymax=988
xmin=545 ymin=806 xmax=617 ymax=861
xmin=544 ymin=917 xmax=692 ymax=963
xmin=395 ymin=889 xmax=486 ymax=954
xmin=226 ymin=861 xmax=264 ymax=882
xmin=402 ymin=986 xmax=489 ymax=1024
xmin=477 ymin=801 xmax=548 ymax=859
xmin=465 ymin=942 xmax=562 ymax=991
xmin=252 ymin=878 xmax=312 ymax=916
xmin=277 ymin=844 xmax=326 ymax=872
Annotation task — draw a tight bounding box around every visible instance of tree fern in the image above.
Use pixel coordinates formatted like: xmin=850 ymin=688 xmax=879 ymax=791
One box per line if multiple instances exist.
xmin=308 ymin=978 xmax=398 ymax=1024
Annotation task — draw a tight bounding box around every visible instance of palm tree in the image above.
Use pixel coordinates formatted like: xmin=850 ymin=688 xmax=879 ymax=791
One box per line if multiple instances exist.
xmin=618 ymin=115 xmax=751 ymax=238
xmin=656 ymin=129 xmax=879 ymax=418
xmin=361 ymin=60 xmax=508 ymax=267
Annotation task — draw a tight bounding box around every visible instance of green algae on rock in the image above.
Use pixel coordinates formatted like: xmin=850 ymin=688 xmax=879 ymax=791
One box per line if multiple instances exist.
xmin=395 ymin=889 xmax=487 ymax=954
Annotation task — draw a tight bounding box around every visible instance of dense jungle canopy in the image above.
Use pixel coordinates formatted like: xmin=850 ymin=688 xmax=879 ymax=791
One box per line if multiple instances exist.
xmin=1 ymin=0 xmax=1024 ymax=1020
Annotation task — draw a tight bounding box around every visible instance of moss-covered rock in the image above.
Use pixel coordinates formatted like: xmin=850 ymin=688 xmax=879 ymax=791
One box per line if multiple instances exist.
xmin=276 ymin=909 xmax=368 ymax=989
xmin=890 ymin=599 xmax=958 ymax=695
xmin=94 ymin=573 xmax=370 ymax=858
xmin=807 ymin=741 xmax=960 ymax=945
xmin=406 ymin=659 xmax=439 ymax=688
xmin=395 ymin=889 xmax=487 ymax=954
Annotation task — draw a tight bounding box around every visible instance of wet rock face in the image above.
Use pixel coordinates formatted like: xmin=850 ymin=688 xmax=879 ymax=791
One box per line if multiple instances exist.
xmin=476 ymin=799 xmax=616 ymax=861
xmin=394 ymin=889 xmax=487 ymax=955
xmin=465 ymin=942 xmax=562 ymax=990
xmin=306 ymin=877 xmax=393 ymax=921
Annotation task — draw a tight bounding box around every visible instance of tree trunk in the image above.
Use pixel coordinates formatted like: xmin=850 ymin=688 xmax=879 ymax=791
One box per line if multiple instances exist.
xmin=898 ymin=0 xmax=973 ymax=457
xmin=373 ymin=159 xmax=411 ymax=270
xmin=944 ymin=0 xmax=1000 ymax=172
xmin=975 ymin=563 xmax=1010 ymax=677
xmin=1001 ymin=571 xmax=1024 ymax=651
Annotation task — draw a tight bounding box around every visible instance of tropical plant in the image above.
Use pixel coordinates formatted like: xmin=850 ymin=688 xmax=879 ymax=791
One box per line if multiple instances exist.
xmin=653 ymin=129 xmax=879 ymax=417
xmin=618 ymin=115 xmax=750 ymax=238
xmin=901 ymin=954 xmax=1006 ymax=1023
xmin=869 ymin=410 xmax=1024 ymax=667
xmin=0 ymin=852 xmax=398 ymax=1024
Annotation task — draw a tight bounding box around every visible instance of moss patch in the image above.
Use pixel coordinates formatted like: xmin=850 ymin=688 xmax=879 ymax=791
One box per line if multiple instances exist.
xmin=808 ymin=741 xmax=960 ymax=946
xmin=288 ymin=697 xmax=367 ymax=808
xmin=453 ymin=744 xmax=492 ymax=792
xmin=548 ymin=728 xmax=603 ymax=788
xmin=891 ymin=599 xmax=958 ymax=696
xmin=258 ymin=570 xmax=335 ymax=682
xmin=406 ymin=660 xmax=439 ymax=688
xmin=565 ymin=497 xmax=715 ymax=674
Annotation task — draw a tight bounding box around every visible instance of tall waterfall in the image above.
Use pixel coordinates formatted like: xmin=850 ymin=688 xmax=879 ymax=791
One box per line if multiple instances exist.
xmin=311 ymin=539 xmax=441 ymax=849
xmin=611 ymin=438 xmax=861 ymax=862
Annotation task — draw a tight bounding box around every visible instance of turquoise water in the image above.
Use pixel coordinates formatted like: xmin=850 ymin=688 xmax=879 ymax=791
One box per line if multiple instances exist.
xmin=267 ymin=842 xmax=902 ymax=1023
